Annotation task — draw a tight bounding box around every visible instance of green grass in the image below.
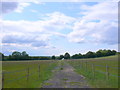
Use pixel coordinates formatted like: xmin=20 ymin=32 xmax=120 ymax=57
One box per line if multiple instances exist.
xmin=67 ymin=55 xmax=119 ymax=88
xmin=2 ymin=60 xmax=58 ymax=88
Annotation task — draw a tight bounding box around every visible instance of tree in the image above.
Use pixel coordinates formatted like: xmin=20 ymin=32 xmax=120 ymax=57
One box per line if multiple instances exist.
xmin=51 ymin=55 xmax=56 ymax=60
xmin=111 ymin=50 xmax=117 ymax=55
xmin=59 ymin=55 xmax=64 ymax=60
xmin=85 ymin=51 xmax=96 ymax=58
xmin=12 ymin=51 xmax=22 ymax=60
xmin=96 ymin=50 xmax=103 ymax=57
xmin=21 ymin=51 xmax=29 ymax=60
xmin=9 ymin=51 xmax=29 ymax=60
xmin=64 ymin=52 xmax=70 ymax=59
xmin=71 ymin=53 xmax=82 ymax=59
xmin=0 ymin=52 xmax=4 ymax=61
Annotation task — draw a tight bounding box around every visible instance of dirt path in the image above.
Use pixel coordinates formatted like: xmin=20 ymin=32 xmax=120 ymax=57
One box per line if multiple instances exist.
xmin=41 ymin=61 xmax=90 ymax=88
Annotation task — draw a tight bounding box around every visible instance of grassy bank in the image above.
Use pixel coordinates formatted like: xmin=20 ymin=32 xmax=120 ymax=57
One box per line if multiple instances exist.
xmin=67 ymin=55 xmax=119 ymax=88
xmin=2 ymin=60 xmax=58 ymax=88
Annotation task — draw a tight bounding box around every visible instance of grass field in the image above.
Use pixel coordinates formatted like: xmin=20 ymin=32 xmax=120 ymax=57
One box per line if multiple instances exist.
xmin=67 ymin=55 xmax=119 ymax=88
xmin=2 ymin=55 xmax=119 ymax=88
xmin=2 ymin=60 xmax=58 ymax=88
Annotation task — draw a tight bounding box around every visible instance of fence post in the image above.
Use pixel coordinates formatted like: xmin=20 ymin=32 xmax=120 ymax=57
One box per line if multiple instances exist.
xmin=79 ymin=61 xmax=80 ymax=68
xmin=80 ymin=61 xmax=82 ymax=68
xmin=38 ymin=65 xmax=40 ymax=79
xmin=27 ymin=67 xmax=29 ymax=82
xmin=86 ymin=61 xmax=87 ymax=71
xmin=82 ymin=61 xmax=83 ymax=68
xmin=106 ymin=64 xmax=109 ymax=80
xmin=2 ymin=72 xmax=4 ymax=88
xmin=92 ymin=64 xmax=95 ymax=80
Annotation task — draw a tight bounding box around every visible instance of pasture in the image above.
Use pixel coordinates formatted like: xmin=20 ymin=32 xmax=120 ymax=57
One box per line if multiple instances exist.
xmin=2 ymin=60 xmax=58 ymax=88
xmin=67 ymin=55 xmax=119 ymax=88
xmin=1 ymin=55 xmax=119 ymax=88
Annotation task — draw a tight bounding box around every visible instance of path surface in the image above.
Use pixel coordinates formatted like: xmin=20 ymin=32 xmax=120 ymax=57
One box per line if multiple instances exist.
xmin=42 ymin=61 xmax=90 ymax=88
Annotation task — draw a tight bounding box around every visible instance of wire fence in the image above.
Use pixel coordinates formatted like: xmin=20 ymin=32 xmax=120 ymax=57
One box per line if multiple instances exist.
xmin=1 ymin=60 xmax=119 ymax=88
xmin=1 ymin=61 xmax=56 ymax=88
xmin=68 ymin=60 xmax=119 ymax=80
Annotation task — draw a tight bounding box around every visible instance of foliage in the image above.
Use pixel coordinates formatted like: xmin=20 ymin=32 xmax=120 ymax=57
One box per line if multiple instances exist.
xmin=1 ymin=49 xmax=117 ymax=61
xmin=71 ymin=49 xmax=117 ymax=59
xmin=0 ymin=52 xmax=4 ymax=61
xmin=51 ymin=55 xmax=56 ymax=60
xmin=7 ymin=51 xmax=29 ymax=60
xmin=71 ymin=53 xmax=82 ymax=59
xmin=64 ymin=52 xmax=70 ymax=59
xmin=58 ymin=55 xmax=64 ymax=60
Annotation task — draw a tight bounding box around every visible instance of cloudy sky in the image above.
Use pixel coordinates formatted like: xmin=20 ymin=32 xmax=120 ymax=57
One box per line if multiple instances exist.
xmin=1 ymin=0 xmax=118 ymax=56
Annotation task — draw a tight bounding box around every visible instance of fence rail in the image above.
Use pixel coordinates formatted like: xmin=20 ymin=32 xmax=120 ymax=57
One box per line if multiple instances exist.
xmin=68 ymin=60 xmax=119 ymax=80
xmin=1 ymin=64 xmax=42 ymax=88
xmin=1 ymin=61 xmax=56 ymax=88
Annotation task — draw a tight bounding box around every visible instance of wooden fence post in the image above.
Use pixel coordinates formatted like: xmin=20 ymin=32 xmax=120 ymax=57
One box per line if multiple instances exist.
xmin=80 ymin=61 xmax=81 ymax=69
xmin=27 ymin=67 xmax=29 ymax=82
xmin=92 ymin=64 xmax=95 ymax=80
xmin=79 ymin=61 xmax=80 ymax=68
xmin=106 ymin=64 xmax=109 ymax=80
xmin=38 ymin=65 xmax=40 ymax=79
xmin=2 ymin=72 xmax=4 ymax=88
xmin=82 ymin=61 xmax=83 ymax=68
xmin=86 ymin=61 xmax=87 ymax=71
xmin=80 ymin=61 xmax=82 ymax=68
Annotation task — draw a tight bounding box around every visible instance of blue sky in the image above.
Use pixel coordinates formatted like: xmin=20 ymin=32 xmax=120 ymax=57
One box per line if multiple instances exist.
xmin=1 ymin=1 xmax=118 ymax=56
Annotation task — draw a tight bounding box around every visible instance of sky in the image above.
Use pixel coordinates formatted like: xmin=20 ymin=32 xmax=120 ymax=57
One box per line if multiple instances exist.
xmin=0 ymin=0 xmax=118 ymax=56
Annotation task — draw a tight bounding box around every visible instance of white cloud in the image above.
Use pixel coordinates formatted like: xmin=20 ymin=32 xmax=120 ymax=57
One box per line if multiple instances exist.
xmin=15 ymin=2 xmax=30 ymax=13
xmin=2 ymin=12 xmax=75 ymax=48
xmin=81 ymin=2 xmax=118 ymax=21
xmin=67 ymin=2 xmax=118 ymax=45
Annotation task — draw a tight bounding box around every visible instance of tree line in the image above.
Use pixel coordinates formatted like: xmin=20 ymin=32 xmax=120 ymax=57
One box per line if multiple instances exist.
xmin=0 ymin=49 xmax=118 ymax=61
xmin=51 ymin=49 xmax=117 ymax=60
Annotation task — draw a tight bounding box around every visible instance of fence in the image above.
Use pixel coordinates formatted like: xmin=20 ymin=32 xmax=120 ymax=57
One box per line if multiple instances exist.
xmin=1 ymin=60 xmax=55 ymax=88
xmin=69 ymin=60 xmax=119 ymax=80
xmin=1 ymin=64 xmax=41 ymax=88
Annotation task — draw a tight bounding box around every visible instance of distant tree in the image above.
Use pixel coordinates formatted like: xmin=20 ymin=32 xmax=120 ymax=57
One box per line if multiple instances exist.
xmin=72 ymin=53 xmax=82 ymax=59
xmin=59 ymin=55 xmax=64 ymax=60
xmin=72 ymin=54 xmax=79 ymax=59
xmin=39 ymin=57 xmax=50 ymax=60
xmin=7 ymin=51 xmax=30 ymax=60
xmin=85 ymin=51 xmax=96 ymax=58
xmin=111 ymin=50 xmax=117 ymax=55
xmin=95 ymin=49 xmax=117 ymax=57
xmin=82 ymin=54 xmax=85 ymax=58
xmin=12 ymin=51 xmax=22 ymax=60
xmin=64 ymin=52 xmax=70 ymax=59
xmin=51 ymin=55 xmax=56 ymax=60
xmin=8 ymin=55 xmax=12 ymax=60
xmin=96 ymin=50 xmax=103 ymax=57
xmin=0 ymin=52 xmax=4 ymax=61
xmin=21 ymin=51 xmax=29 ymax=60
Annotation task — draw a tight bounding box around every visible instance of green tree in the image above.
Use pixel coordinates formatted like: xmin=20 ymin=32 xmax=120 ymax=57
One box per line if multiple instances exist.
xmin=0 ymin=52 xmax=4 ymax=61
xmin=64 ymin=52 xmax=70 ymax=59
xmin=111 ymin=50 xmax=117 ymax=55
xmin=59 ymin=55 xmax=64 ymax=60
xmin=96 ymin=50 xmax=103 ymax=57
xmin=85 ymin=51 xmax=96 ymax=58
xmin=51 ymin=55 xmax=56 ymax=60
xmin=21 ymin=51 xmax=29 ymax=60
xmin=12 ymin=51 xmax=22 ymax=60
